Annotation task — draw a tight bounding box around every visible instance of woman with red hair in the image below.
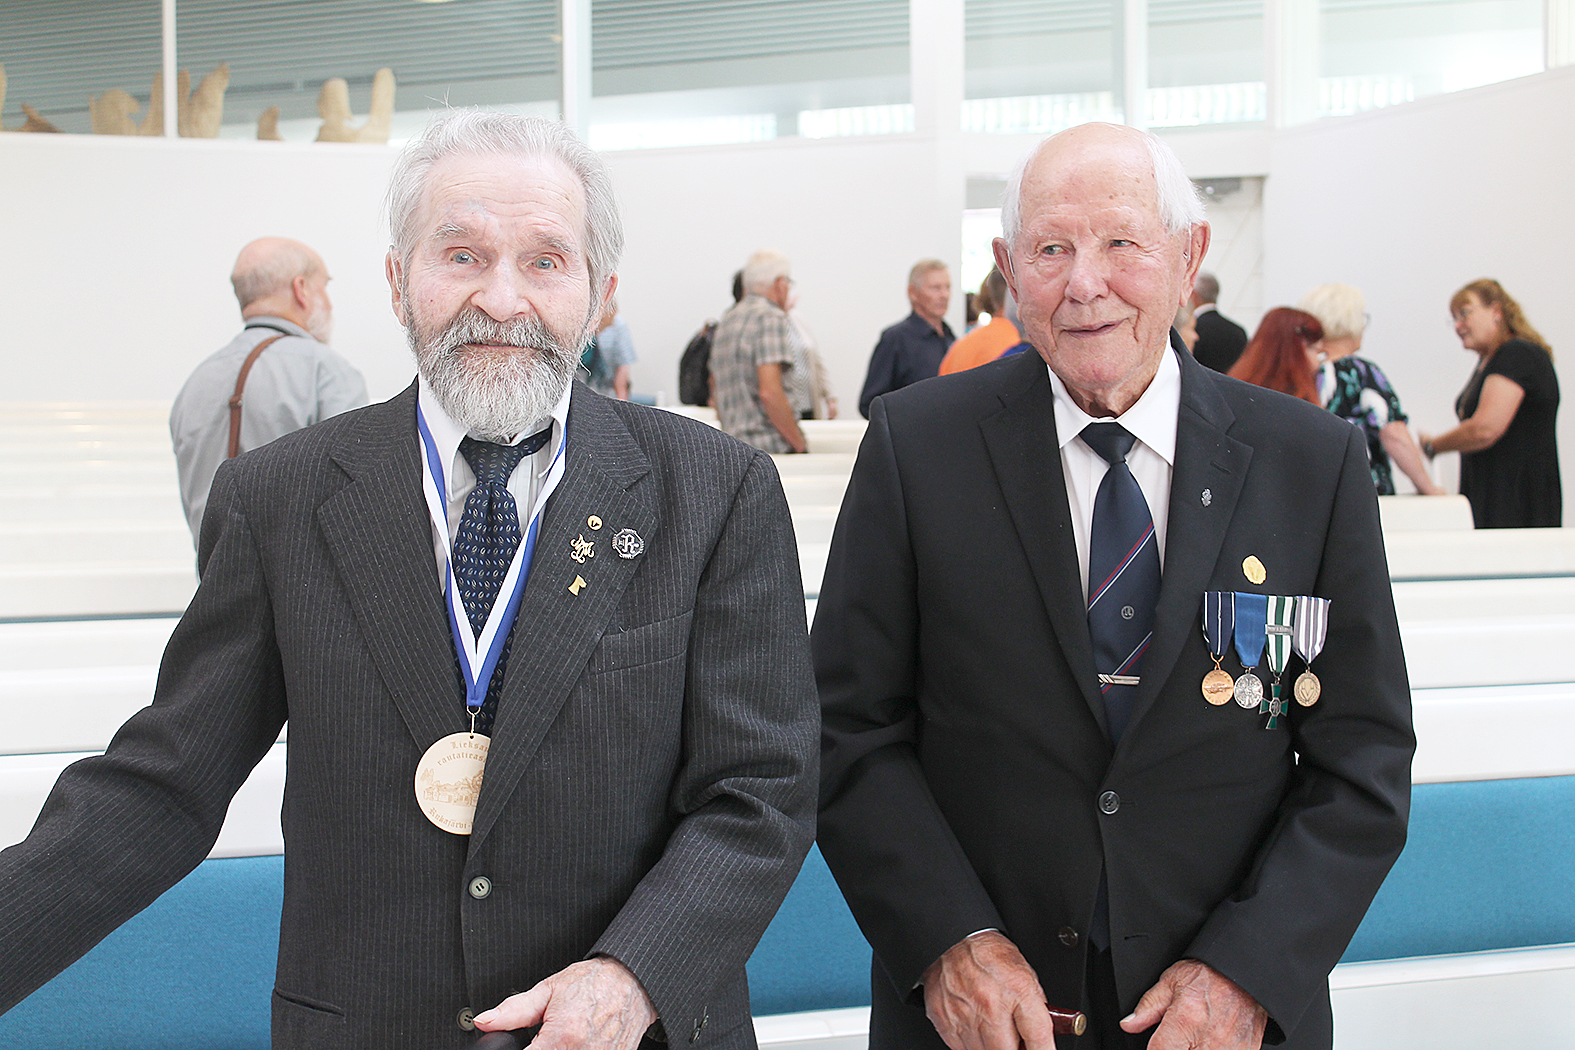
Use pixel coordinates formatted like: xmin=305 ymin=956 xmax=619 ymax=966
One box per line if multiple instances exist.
xmin=1228 ymin=307 xmax=1324 ymax=403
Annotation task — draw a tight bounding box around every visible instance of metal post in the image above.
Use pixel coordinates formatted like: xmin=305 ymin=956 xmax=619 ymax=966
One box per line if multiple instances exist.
xmin=560 ymin=0 xmax=591 ymax=137
xmin=162 ymin=0 xmax=178 ymax=137
xmin=1113 ymin=0 xmax=1148 ymax=128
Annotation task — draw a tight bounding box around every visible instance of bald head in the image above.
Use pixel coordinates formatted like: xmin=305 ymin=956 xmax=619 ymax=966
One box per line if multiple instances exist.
xmin=991 ymin=122 xmax=1209 ymax=417
xmin=231 ymin=237 xmax=333 ymax=341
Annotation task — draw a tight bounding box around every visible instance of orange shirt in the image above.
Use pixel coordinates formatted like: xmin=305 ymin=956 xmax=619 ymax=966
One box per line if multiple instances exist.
xmin=938 ymin=316 xmax=1021 ymax=375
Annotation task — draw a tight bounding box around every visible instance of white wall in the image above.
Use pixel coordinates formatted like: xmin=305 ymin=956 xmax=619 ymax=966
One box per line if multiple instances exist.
xmin=1264 ymin=67 xmax=1575 ymax=500
xmin=0 ymin=131 xmax=954 ymax=417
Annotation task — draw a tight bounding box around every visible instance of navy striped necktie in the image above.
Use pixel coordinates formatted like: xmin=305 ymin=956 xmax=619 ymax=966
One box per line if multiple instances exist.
xmin=1082 ymin=422 xmax=1160 ymax=744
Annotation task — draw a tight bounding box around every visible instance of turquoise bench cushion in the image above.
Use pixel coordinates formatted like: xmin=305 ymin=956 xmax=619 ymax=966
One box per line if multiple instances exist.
xmin=5 ymin=776 xmax=1574 ymax=1047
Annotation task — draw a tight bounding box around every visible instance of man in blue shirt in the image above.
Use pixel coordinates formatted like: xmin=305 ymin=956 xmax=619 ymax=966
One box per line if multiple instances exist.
xmin=858 ymin=259 xmax=956 ymax=417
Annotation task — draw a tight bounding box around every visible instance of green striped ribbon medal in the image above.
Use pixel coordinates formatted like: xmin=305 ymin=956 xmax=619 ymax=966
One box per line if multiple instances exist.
xmin=1262 ymin=595 xmax=1295 ymax=729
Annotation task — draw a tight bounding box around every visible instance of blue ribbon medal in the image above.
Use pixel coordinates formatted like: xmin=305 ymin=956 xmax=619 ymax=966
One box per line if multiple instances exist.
xmin=1230 ymin=591 xmax=1268 ymax=711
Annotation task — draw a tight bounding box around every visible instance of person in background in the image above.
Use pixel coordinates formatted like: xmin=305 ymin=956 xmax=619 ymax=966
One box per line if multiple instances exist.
xmin=1422 ymin=279 xmax=1561 ymax=527
xmin=1229 ymin=306 xmax=1325 ymax=403
xmin=786 ymin=287 xmax=838 ymax=420
xmin=964 ymin=291 xmax=980 ymax=333
xmin=169 ymin=236 xmax=367 ymax=546
xmin=1174 ymin=300 xmax=1198 ymax=353
xmin=1297 ymin=284 xmax=1442 ymax=496
xmin=939 ymin=268 xmax=1020 ymax=376
xmin=583 ymin=297 xmax=637 ymax=399
xmin=710 ymin=250 xmax=807 ymax=453
xmin=1191 ymin=271 xmax=1248 ymax=373
xmin=858 ymin=259 xmax=955 ymax=417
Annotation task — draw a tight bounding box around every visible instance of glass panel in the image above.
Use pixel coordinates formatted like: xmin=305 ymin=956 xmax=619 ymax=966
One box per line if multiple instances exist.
xmin=965 ymin=0 xmax=1118 ymax=134
xmin=1320 ymin=0 xmax=1543 ymax=116
xmin=1148 ymin=0 xmax=1266 ymax=126
xmin=0 ymin=1 xmax=162 ymax=135
xmin=175 ymin=0 xmax=560 ymax=144
xmin=590 ymin=0 xmax=910 ymax=150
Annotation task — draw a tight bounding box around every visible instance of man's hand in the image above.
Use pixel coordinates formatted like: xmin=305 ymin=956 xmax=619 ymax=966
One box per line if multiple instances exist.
xmin=921 ymin=931 xmax=1057 ymax=1050
xmin=1120 ymin=959 xmax=1267 ymax=1050
xmin=474 ymin=956 xmax=657 ymax=1050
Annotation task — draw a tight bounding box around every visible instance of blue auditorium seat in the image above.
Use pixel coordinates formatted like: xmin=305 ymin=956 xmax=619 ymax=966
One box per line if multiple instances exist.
xmin=4 ymin=778 xmax=1573 ymax=1048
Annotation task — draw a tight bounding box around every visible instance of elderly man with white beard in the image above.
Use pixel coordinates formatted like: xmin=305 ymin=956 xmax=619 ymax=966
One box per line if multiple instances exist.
xmin=0 ymin=112 xmax=819 ymax=1050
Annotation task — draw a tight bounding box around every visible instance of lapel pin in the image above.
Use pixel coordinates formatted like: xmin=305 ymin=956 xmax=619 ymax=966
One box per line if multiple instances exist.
xmin=587 ymin=515 xmax=603 ymax=530
xmin=612 ymin=528 xmax=645 ymax=560
xmin=1243 ymin=555 xmax=1266 ymax=585
xmin=1201 ymin=488 xmax=1212 ymax=507
xmin=571 ymin=535 xmax=595 ymax=564
xmin=569 ymin=575 xmax=587 ymax=596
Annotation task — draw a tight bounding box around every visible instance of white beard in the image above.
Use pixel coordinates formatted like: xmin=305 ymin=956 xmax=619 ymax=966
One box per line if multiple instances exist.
xmin=407 ymin=303 xmax=586 ymax=443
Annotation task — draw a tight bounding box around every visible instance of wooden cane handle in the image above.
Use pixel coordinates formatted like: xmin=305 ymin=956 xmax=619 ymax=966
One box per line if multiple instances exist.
xmin=1048 ymin=1005 xmax=1087 ymax=1036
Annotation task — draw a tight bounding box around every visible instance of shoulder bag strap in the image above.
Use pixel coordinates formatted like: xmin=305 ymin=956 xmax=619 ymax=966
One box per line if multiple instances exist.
xmin=228 ymin=334 xmax=286 ymax=458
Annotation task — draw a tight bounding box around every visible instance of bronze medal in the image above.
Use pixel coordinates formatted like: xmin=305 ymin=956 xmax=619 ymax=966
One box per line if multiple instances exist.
xmin=1233 ymin=671 xmax=1263 ymax=709
xmin=1202 ymin=667 xmax=1235 ymax=705
xmin=414 ymin=732 xmax=490 ymax=835
xmin=1294 ymin=669 xmax=1322 ymax=706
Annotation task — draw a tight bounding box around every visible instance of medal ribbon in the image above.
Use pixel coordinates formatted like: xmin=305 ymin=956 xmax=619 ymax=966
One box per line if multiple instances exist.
xmin=1292 ymin=596 xmax=1331 ymax=666
xmin=1201 ymin=591 xmax=1235 ymax=662
xmin=1264 ymin=595 xmax=1294 ymax=678
xmin=1231 ymin=591 xmax=1268 ymax=670
xmin=417 ymin=405 xmax=568 ymax=720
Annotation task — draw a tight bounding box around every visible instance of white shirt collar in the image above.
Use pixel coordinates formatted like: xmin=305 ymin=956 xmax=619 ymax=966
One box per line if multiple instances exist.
xmin=1046 ymin=347 xmax=1180 ymax=465
xmin=416 ymin=373 xmax=572 ymax=503
xmin=1194 ymin=302 xmax=1218 ymax=316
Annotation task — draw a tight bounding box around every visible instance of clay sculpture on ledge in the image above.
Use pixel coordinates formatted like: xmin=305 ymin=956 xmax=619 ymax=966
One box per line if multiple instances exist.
xmin=316 ymin=67 xmax=395 ymax=144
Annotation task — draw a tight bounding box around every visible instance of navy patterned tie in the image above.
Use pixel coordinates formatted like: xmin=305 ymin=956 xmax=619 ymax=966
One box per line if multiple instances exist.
xmin=1082 ymin=422 xmax=1161 ymax=745
xmin=451 ymin=428 xmax=550 ymax=733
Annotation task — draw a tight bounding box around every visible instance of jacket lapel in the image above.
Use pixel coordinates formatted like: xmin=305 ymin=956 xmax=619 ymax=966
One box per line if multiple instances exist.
xmin=1122 ymin=351 xmax=1252 ymax=740
xmin=315 ymin=383 xmax=461 ymax=752
xmin=978 ymin=353 xmax=1107 ymax=734
xmin=468 ymin=385 xmax=656 ymax=851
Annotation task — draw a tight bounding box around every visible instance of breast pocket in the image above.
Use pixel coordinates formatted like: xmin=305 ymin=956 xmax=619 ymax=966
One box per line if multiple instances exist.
xmin=586 ymin=609 xmax=694 ymax=673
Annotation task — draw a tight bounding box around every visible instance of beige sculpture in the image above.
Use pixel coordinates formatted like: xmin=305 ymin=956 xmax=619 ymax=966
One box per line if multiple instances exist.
xmin=179 ymin=63 xmax=229 ymax=137
xmin=257 ymin=105 xmax=283 ymax=141
xmin=316 ymin=67 xmax=395 ymax=144
xmin=0 ymin=64 xmax=62 ymax=133
xmin=90 ymin=88 xmax=143 ymax=135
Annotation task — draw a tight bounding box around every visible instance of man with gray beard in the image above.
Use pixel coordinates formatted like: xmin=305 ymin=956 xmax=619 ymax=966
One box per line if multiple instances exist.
xmin=0 ymin=112 xmax=818 ymax=1050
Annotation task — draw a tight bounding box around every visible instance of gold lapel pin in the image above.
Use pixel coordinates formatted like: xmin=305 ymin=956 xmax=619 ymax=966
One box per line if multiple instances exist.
xmin=569 ymin=575 xmax=587 ymax=596
xmin=1243 ymin=555 xmax=1266 ymax=585
xmin=587 ymin=515 xmax=603 ymax=530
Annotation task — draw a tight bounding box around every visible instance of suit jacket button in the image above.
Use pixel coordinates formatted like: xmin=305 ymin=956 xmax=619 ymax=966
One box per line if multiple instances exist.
xmin=468 ymin=876 xmax=493 ymax=899
xmin=1058 ymin=926 xmax=1079 ymax=947
xmin=458 ymin=1007 xmax=476 ymax=1031
xmin=1099 ymin=791 xmax=1120 ymax=814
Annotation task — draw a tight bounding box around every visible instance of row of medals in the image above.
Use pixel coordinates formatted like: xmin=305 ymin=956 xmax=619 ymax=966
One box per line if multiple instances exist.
xmin=1201 ymin=660 xmax=1320 ymax=711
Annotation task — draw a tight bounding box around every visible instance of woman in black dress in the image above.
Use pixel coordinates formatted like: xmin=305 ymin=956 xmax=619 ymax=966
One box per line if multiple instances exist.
xmin=1421 ymin=279 xmax=1561 ymax=528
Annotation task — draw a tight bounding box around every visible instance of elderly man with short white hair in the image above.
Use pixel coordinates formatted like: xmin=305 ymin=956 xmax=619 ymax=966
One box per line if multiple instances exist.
xmin=709 ymin=248 xmax=808 ymax=453
xmin=816 ymin=123 xmax=1413 ymax=1050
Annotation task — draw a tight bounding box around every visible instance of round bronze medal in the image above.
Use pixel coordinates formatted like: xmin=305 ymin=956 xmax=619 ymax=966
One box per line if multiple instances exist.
xmin=1202 ymin=668 xmax=1236 ymax=706
xmin=1233 ymin=671 xmax=1263 ymax=709
xmin=414 ymin=732 xmax=490 ymax=835
xmin=1294 ymin=670 xmax=1322 ymax=706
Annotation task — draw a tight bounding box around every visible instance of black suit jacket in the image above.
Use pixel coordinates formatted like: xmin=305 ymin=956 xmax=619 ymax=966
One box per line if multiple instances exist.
xmin=0 ymin=382 xmax=819 ymax=1049
xmin=814 ymin=348 xmax=1412 ymax=1048
xmin=1194 ymin=306 xmax=1249 ymax=373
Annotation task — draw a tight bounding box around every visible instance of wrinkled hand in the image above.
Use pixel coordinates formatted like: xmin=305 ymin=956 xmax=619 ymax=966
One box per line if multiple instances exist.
xmin=474 ymin=956 xmax=657 ymax=1050
xmin=921 ymin=931 xmax=1057 ymax=1050
xmin=1120 ymin=959 xmax=1267 ymax=1050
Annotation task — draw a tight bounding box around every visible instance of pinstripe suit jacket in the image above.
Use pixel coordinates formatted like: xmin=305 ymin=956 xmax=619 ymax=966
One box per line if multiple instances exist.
xmin=0 ymin=382 xmax=819 ymax=1049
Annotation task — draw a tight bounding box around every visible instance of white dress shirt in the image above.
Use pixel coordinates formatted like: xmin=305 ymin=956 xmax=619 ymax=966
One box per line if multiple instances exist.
xmin=1046 ymin=348 xmax=1180 ymax=601
xmin=416 ymin=374 xmax=571 ymax=583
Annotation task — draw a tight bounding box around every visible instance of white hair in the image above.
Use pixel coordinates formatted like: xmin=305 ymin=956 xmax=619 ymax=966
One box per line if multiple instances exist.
xmin=386 ymin=110 xmax=623 ymax=293
xmin=1000 ymin=124 xmax=1206 ymax=248
xmin=742 ymin=249 xmax=791 ymax=294
xmin=1297 ymin=283 xmax=1367 ymax=342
